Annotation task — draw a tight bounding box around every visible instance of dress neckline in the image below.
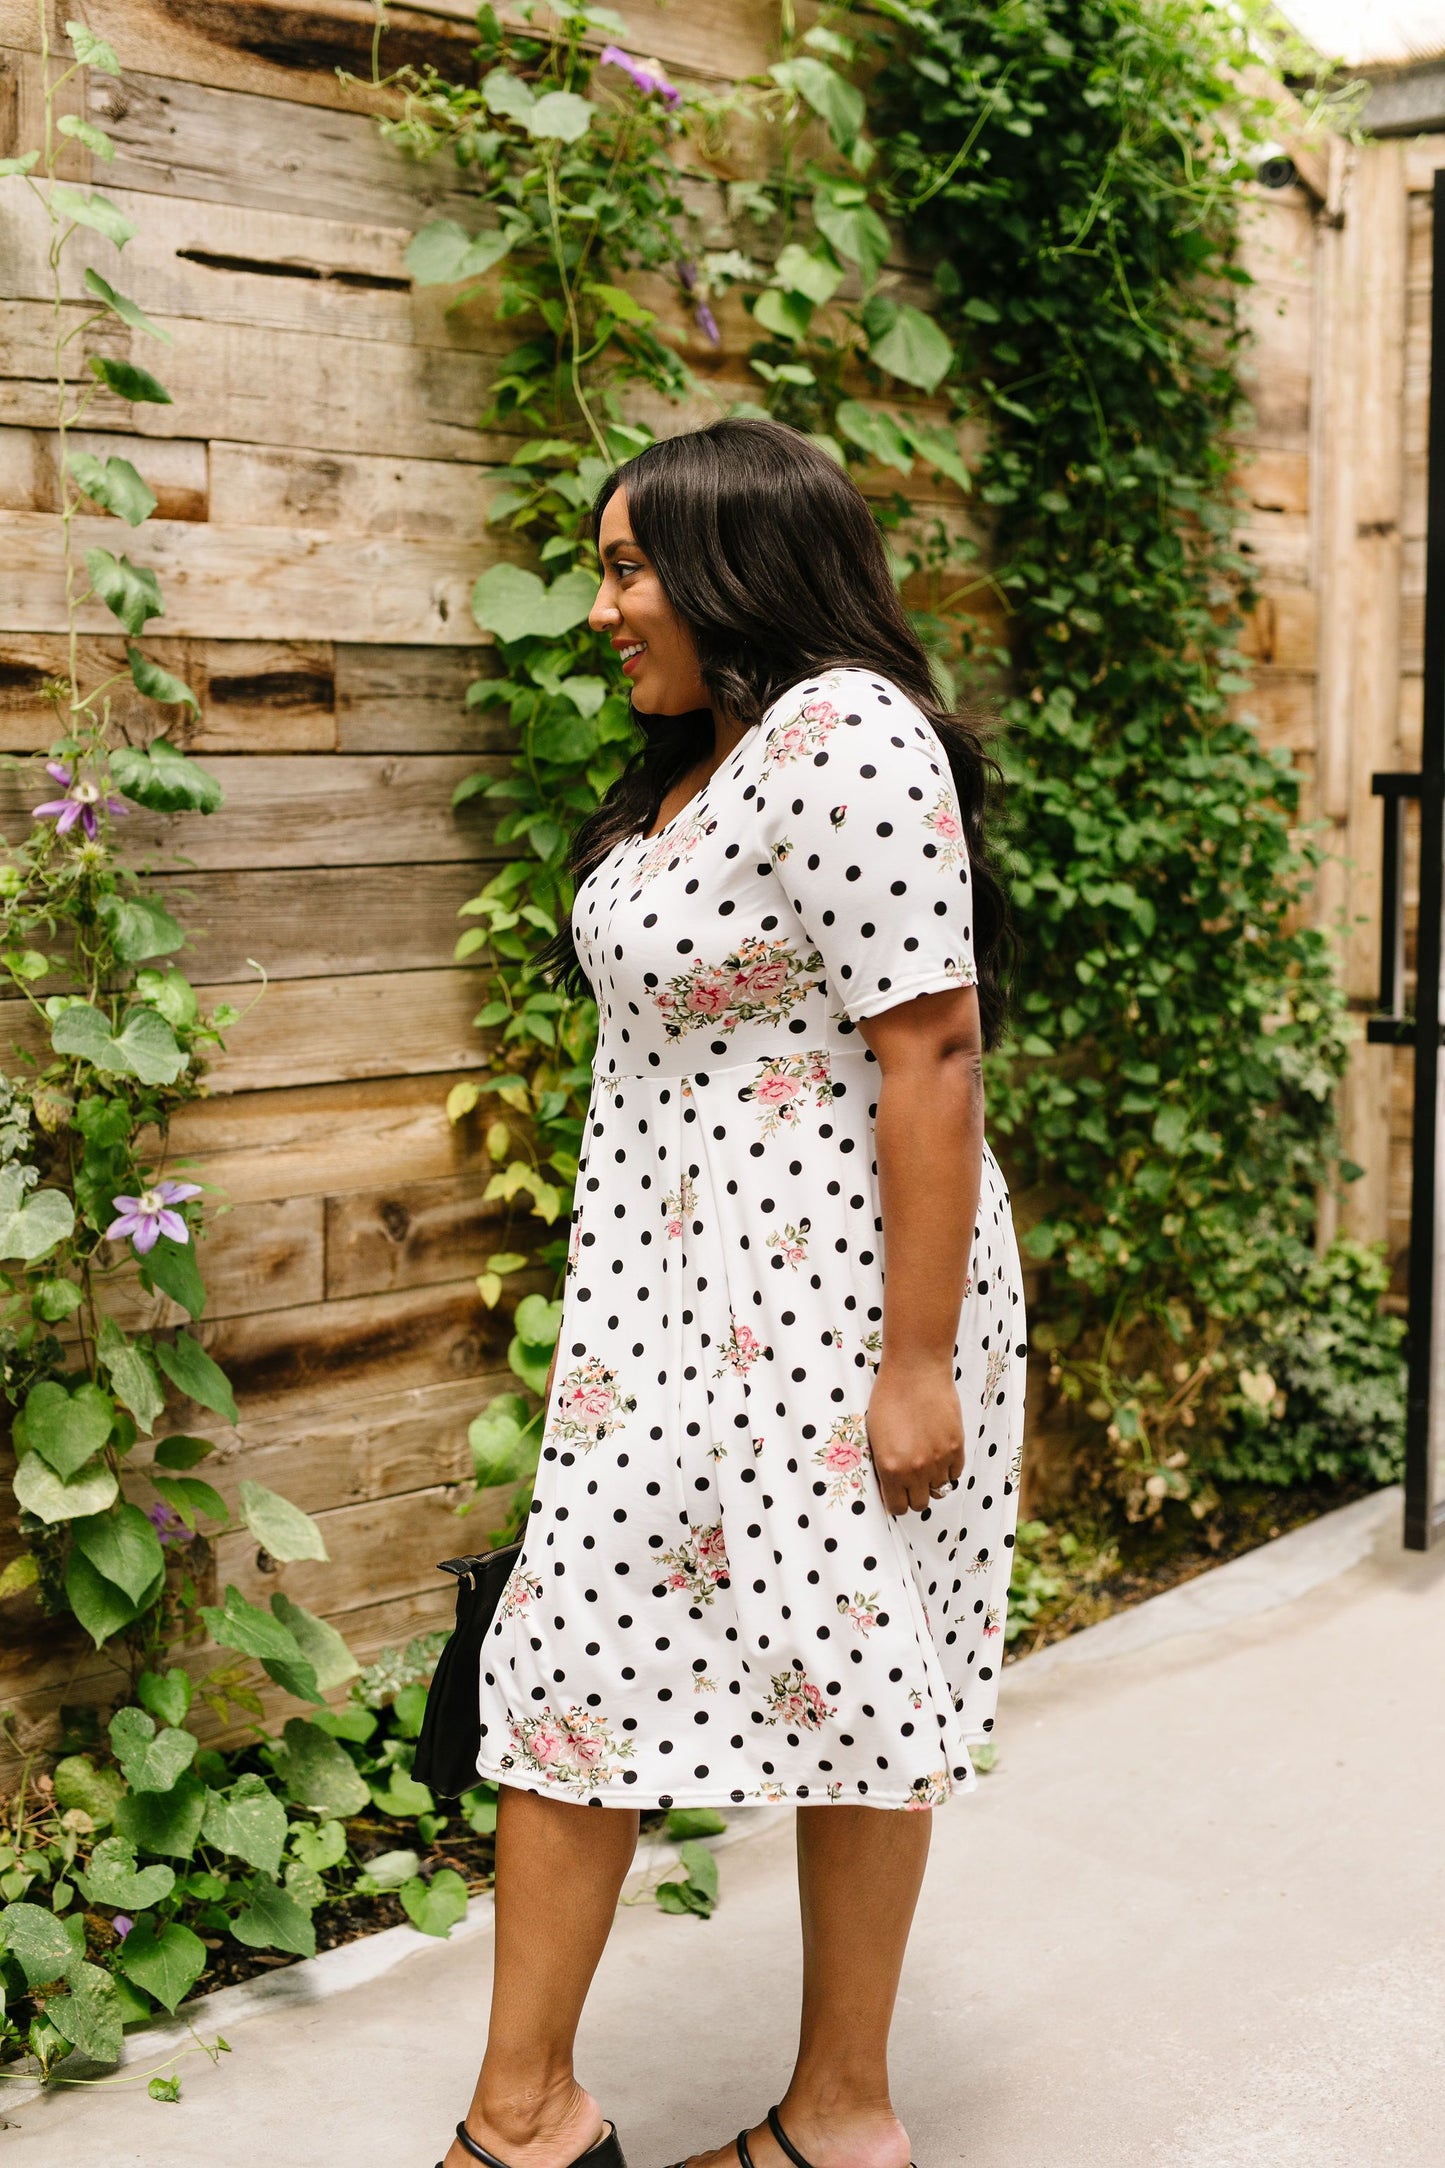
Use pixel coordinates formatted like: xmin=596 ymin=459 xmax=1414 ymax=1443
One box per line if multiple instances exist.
xmin=636 ymin=719 xmax=760 ymax=846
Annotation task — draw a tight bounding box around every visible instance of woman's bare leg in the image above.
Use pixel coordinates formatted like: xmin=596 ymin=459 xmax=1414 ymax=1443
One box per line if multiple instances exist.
xmin=686 ymin=1804 xmax=930 ymax=2168
xmin=444 ymin=1784 xmax=640 ymax=2168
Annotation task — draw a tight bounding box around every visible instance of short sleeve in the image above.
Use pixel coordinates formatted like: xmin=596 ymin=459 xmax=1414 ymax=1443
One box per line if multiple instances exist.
xmin=755 ymin=669 xmax=979 ymax=1025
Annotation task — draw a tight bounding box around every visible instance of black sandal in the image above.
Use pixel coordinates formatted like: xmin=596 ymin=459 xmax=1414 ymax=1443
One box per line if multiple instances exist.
xmin=667 ymin=2102 xmax=917 ymax=2168
xmin=439 ymin=2117 xmax=627 ymax=2168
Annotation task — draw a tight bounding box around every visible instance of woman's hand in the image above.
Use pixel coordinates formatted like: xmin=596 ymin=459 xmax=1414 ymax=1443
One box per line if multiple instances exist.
xmin=866 ymin=1356 xmax=966 ymax=1517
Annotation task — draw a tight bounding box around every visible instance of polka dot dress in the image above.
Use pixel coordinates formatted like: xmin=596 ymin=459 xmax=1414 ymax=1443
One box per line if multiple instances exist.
xmin=476 ymin=668 xmax=1028 ymax=1810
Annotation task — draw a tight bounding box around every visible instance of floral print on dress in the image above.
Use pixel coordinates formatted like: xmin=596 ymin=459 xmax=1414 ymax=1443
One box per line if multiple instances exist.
xmin=545 ymin=1355 xmax=637 ymax=1453
xmin=924 ymin=787 xmax=969 ymax=870
xmin=983 ymin=1604 xmax=1003 ymax=1639
xmin=906 ymin=1769 xmax=952 ymax=1809
xmin=663 ymin=1173 xmax=697 ymax=1238
xmin=658 ymin=1521 xmax=731 ymax=1605
xmin=981 ymin=1343 xmax=1011 ymax=1410
xmin=812 ymin=1412 xmax=871 ymax=1503
xmin=759 ymin=695 xmax=844 ymax=777
xmin=766 ymin=1218 xmax=812 ymax=1269
xmin=653 ymin=933 xmax=825 ymax=1042
xmin=499 ymin=1567 xmax=544 ymax=1621
xmin=764 ymin=1662 xmax=837 ymax=1732
xmin=506 ymin=1704 xmax=636 ymax=1796
xmin=740 ymin=1050 xmax=835 ymax=1139
xmin=712 ymin=1314 xmax=769 ymax=1378
xmin=837 ymin=1590 xmax=881 ymax=1636
xmin=634 ymin=807 xmax=716 ymax=890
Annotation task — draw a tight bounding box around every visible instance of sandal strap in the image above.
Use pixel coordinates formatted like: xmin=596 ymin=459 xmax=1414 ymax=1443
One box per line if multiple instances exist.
xmin=736 ymin=2131 xmax=757 ymax=2168
xmin=455 ymin=2126 xmax=511 ymax=2168
xmin=766 ymin=2108 xmax=817 ymax=2168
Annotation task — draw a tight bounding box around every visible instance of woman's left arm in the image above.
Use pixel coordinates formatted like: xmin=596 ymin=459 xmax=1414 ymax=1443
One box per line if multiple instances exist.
xmin=857 ymin=983 xmax=984 ymax=1516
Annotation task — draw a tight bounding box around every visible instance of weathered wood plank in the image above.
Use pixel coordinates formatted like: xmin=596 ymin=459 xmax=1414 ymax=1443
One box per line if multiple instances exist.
xmin=147 ymin=862 xmax=484 ymax=982
xmin=0 ymin=0 xmax=482 ymax=112
xmin=96 ymin=62 xmax=480 ymax=225
xmin=1 ymin=303 xmax=505 ymax=465
xmin=1 ymin=751 xmax=499 ymax=866
xmin=162 ymin=1071 xmax=486 ymax=1204
xmin=335 ymin=644 xmax=498 ymax=753
xmin=211 ymin=1373 xmax=489 ymax=1514
xmin=208 ymin=440 xmax=497 ymax=536
xmin=324 ymin=1169 xmax=525 ymax=1300
xmin=201 ymin=1272 xmax=537 ymax=1417
xmin=4 ymin=178 xmax=502 ymax=353
xmin=3 ymin=966 xmax=492 ymax=1093
xmin=1 ymin=507 xmax=493 ymax=642
xmin=1236 ymin=670 xmax=1317 ymax=755
xmin=0 ymin=633 xmax=337 ymax=751
xmin=1237 ymin=585 xmax=1317 ymax=671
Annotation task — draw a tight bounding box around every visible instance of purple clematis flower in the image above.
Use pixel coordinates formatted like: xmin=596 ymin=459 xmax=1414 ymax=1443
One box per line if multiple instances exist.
xmin=32 ymin=762 xmax=128 ymax=842
xmin=106 ymin=1180 xmax=203 ymax=1256
xmin=600 ymin=44 xmax=681 ymax=107
xmin=145 ymin=1502 xmax=188 ymax=1548
xmin=675 ymin=262 xmax=720 ymax=345
xmin=112 ymin=1914 xmax=135 ymax=1940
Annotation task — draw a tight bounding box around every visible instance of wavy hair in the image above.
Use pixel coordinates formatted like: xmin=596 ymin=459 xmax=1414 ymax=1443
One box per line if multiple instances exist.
xmin=532 ymin=417 xmax=1013 ymax=1047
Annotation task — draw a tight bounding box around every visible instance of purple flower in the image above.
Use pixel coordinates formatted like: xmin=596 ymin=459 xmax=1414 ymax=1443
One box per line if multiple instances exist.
xmin=112 ymin=1914 xmax=135 ymax=1940
xmin=676 ymin=258 xmax=698 ymax=293
xmin=145 ymin=1501 xmax=188 ymax=1548
xmin=106 ymin=1180 xmax=203 ymax=1256
xmin=599 ymin=44 xmax=681 ymax=107
xmin=32 ymin=762 xmax=128 ymax=842
xmin=695 ymin=302 xmax=721 ymax=346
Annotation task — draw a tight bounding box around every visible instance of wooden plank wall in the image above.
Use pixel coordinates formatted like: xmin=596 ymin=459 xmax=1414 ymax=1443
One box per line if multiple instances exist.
xmin=0 ymin=0 xmax=1407 ymax=1762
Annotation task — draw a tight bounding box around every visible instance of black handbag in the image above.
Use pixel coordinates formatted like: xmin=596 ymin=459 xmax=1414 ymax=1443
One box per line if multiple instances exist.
xmin=410 ymin=1543 xmax=523 ymax=1799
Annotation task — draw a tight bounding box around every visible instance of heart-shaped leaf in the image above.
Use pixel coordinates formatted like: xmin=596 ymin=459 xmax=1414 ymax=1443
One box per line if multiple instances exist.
xmin=112 ymin=1769 xmax=206 ymax=1862
xmin=46 ymin=1960 xmax=124 ymax=2064
xmin=114 ymin=1918 xmax=207 ymax=2012
xmin=230 ymin=1876 xmax=316 ymax=1958
xmin=0 ymin=1166 xmax=74 ymax=1263
xmin=110 ymin=737 xmax=223 ymax=814
xmin=109 ymin=1705 xmax=198 ymax=1793
xmin=128 ymin=647 xmax=199 ymax=710
xmin=471 ymin=564 xmax=596 ymax=643
xmin=73 ymin=1503 xmax=166 ymax=1603
xmin=89 ymin=355 xmax=172 ymax=404
xmin=0 ymin=1902 xmax=83 ymax=1988
xmin=83 ymin=267 xmax=169 ymax=341
xmin=237 ymin=1480 xmax=326 ymax=1563
xmin=138 ymin=1665 xmax=193 ymax=1728
xmin=97 ymin=1317 xmax=165 ymax=1434
xmin=271 ymin=1718 xmax=370 ymax=1817
xmin=154 ymin=1332 xmax=236 ymax=1422
xmin=67 ymin=449 xmax=156 ymax=526
xmin=201 ymin=1774 xmax=287 ymax=1876
xmin=22 ymin=1380 xmax=114 ymax=1478
xmin=75 ymin=1834 xmax=177 ymax=1911
xmin=526 ymin=90 xmax=593 ymax=142
xmin=84 ymin=547 xmax=164 ymax=633
xmin=64 ymin=1547 xmax=158 ymax=1645
xmin=400 ymin=1867 xmax=468 ymax=1938
xmin=15 ymin=1454 xmax=118 ymax=1525
xmin=50 ymin=183 xmax=135 ymax=247
xmin=269 ymin=1591 xmax=359 ymax=1691
xmin=95 ymin=892 xmax=187 ymax=965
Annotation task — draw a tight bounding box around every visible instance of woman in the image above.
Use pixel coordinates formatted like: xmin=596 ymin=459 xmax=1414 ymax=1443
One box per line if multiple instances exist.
xmin=440 ymin=419 xmax=1026 ymax=2168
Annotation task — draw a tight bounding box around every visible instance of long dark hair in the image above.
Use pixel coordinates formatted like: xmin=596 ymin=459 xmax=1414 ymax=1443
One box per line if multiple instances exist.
xmin=532 ymin=417 xmax=1013 ymax=1047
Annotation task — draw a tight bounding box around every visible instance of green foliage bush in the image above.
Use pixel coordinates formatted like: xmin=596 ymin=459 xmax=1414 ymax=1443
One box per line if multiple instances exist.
xmin=1204 ymin=1241 xmax=1407 ymax=1488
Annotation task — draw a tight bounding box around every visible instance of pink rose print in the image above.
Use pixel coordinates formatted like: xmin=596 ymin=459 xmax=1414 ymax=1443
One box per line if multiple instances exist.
xmin=507 ymin=1704 xmax=635 ymax=1795
xmin=906 ymin=1769 xmax=952 ymax=1809
xmin=654 ymin=934 xmax=824 ymax=1042
xmin=741 ymin=1051 xmax=835 ymax=1140
xmin=760 ymin=693 xmax=844 ymax=777
xmin=813 ymin=1413 xmax=871 ymax=1503
xmin=713 ymin=1316 xmax=769 ymax=1379
xmin=924 ymin=787 xmax=969 ymax=869
xmin=764 ymin=1663 xmax=837 ymax=1733
xmin=657 ymin=1521 xmax=731 ymax=1606
xmin=545 ymin=1355 xmax=637 ymax=1454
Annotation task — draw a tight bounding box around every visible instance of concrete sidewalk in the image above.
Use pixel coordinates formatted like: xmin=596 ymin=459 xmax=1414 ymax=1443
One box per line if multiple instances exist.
xmin=4 ymin=1484 xmax=1441 ymax=2167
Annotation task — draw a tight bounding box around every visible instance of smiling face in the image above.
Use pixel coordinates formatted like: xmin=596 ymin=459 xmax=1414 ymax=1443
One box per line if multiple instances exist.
xmin=589 ymin=488 xmax=712 ymax=715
